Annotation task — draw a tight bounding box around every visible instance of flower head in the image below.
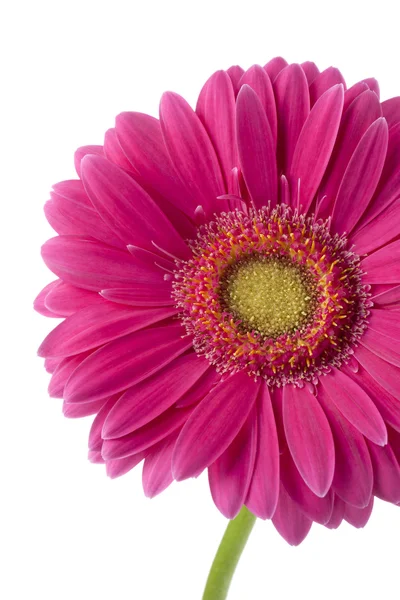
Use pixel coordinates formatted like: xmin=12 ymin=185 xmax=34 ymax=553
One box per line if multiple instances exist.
xmin=36 ymin=58 xmax=400 ymax=545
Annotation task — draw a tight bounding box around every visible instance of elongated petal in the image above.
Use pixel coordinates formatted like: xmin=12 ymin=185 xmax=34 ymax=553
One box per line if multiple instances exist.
xmin=272 ymin=485 xmax=312 ymax=546
xmin=362 ymin=239 xmax=400 ymax=284
xmin=63 ymin=398 xmax=106 ymax=418
xmin=103 ymin=128 xmax=135 ymax=172
xmin=351 ymin=200 xmax=400 ymax=255
xmin=74 ymin=145 xmax=104 ymax=177
xmin=343 ymin=82 xmax=369 ymax=111
xmin=45 ymin=282 xmax=103 ymax=316
xmin=102 ymin=352 xmax=209 ymax=438
xmin=239 ymin=65 xmax=277 ymax=144
xmin=283 ymin=384 xmax=335 ymax=497
xmin=81 ymin=155 xmax=190 ymax=259
xmin=368 ymin=308 xmax=400 ymax=340
xmin=48 ymin=350 xmax=92 ymax=398
xmin=64 ymin=322 xmax=192 ymax=403
xmin=225 ymin=65 xmax=245 ymax=94
xmin=196 ymin=70 xmax=237 ymax=191
xmin=160 ymin=92 xmax=225 ymax=212
xmin=331 ymin=118 xmax=388 ymax=234
xmin=142 ymin=434 xmax=177 ymax=498
xmin=245 ymin=384 xmax=280 ymax=519
xmin=106 ymin=453 xmax=145 ymax=479
xmin=381 ymin=96 xmax=400 ymax=128
xmin=289 ymin=84 xmax=344 ymax=212
xmin=209 ymin=406 xmax=257 ymax=519
xmin=236 ymin=85 xmax=277 ymax=208
xmin=38 ymin=303 xmax=176 ymax=357
xmin=367 ymin=441 xmax=400 ymax=503
xmin=88 ymin=396 xmax=121 ymax=452
xmin=356 ymin=345 xmax=400 ymax=401
xmin=324 ymin=496 xmax=345 ymax=529
xmin=318 ymin=386 xmax=373 ymax=508
xmin=319 ymin=368 xmax=387 ymax=445
xmin=175 ymin=366 xmax=221 ymax=408
xmin=274 ymin=64 xmax=310 ymax=174
xmin=172 ymin=372 xmax=260 ymax=480
xmin=34 ymin=280 xmax=61 ymax=317
xmin=263 ymin=57 xmax=288 ymax=81
xmin=344 ymin=498 xmax=374 ymax=528
xmin=371 ymin=284 xmax=400 ymax=305
xmin=100 ymin=282 xmax=173 ymax=307
xmin=41 ymin=236 xmax=162 ymax=291
xmin=361 ymin=327 xmax=400 ymax=368
xmin=300 ymin=61 xmax=319 ymax=84
xmin=309 ymin=67 xmax=346 ymax=105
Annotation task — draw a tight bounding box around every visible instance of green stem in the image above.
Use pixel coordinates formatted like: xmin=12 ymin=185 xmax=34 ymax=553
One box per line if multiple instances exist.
xmin=202 ymin=506 xmax=257 ymax=600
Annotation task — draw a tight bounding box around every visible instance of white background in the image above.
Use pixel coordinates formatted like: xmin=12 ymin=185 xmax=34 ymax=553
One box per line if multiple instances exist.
xmin=2 ymin=1 xmax=400 ymax=598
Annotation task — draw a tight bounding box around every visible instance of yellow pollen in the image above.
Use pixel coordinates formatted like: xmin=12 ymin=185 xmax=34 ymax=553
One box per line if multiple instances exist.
xmin=221 ymin=258 xmax=315 ymax=337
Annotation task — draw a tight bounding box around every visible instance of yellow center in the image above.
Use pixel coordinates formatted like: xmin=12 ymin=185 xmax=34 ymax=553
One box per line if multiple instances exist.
xmin=221 ymin=257 xmax=315 ymax=337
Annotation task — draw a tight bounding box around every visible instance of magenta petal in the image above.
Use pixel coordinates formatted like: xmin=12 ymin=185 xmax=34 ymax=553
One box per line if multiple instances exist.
xmin=360 ymin=327 xmax=400 ymax=368
xmin=239 ymin=65 xmax=277 ymax=145
xmin=344 ymin=498 xmax=374 ymax=528
xmin=45 ymin=282 xmax=103 ymax=316
xmin=343 ymin=82 xmax=369 ymax=111
xmin=263 ymin=57 xmax=288 ymax=81
xmin=100 ymin=282 xmax=173 ymax=307
xmin=103 ymin=128 xmax=135 ymax=173
xmin=272 ymin=484 xmax=312 ymax=546
xmin=175 ymin=366 xmax=221 ymax=408
xmin=363 ymin=78 xmax=380 ymax=97
xmin=88 ymin=396 xmax=121 ymax=452
xmin=355 ymin=345 xmax=400 ymax=401
xmin=324 ymin=496 xmax=345 ymax=529
xmin=331 ymin=118 xmax=388 ymax=234
xmin=381 ymin=96 xmax=400 ymax=128
xmin=236 ymin=85 xmax=277 ymax=208
xmin=351 ymin=201 xmax=400 ymax=255
xmin=48 ymin=351 xmax=92 ymax=398
xmin=38 ymin=303 xmax=176 ymax=358
xmin=289 ymin=84 xmax=344 ymax=213
xmin=309 ymin=67 xmax=346 ymax=105
xmin=102 ymin=352 xmax=209 ymax=438
xmin=142 ymin=433 xmax=177 ymax=498
xmin=196 ymin=70 xmax=237 ymax=192
xmin=245 ymin=384 xmax=279 ymax=519
xmin=367 ymin=441 xmax=400 ymax=503
xmin=81 ymin=154 xmax=190 ymax=259
xmin=283 ymin=384 xmax=335 ymax=497
xmin=74 ymin=145 xmax=104 ymax=178
xmin=280 ymin=449 xmax=334 ymax=525
xmin=274 ymin=64 xmax=310 ymax=175
xmin=106 ymin=453 xmax=145 ymax=479
xmin=225 ymin=65 xmax=245 ymax=94
xmin=209 ymin=406 xmax=257 ymax=519
xmin=319 ymin=368 xmax=387 ymax=445
xmin=34 ymin=280 xmax=61 ymax=317
xmin=300 ymin=61 xmax=319 ymax=85
xmin=64 ymin=322 xmax=192 ymax=403
xmin=172 ymin=372 xmax=260 ymax=480
xmin=41 ymin=236 xmax=163 ymax=291
xmin=318 ymin=386 xmax=373 ymax=508
xmin=362 ymin=239 xmax=400 ymax=284
xmin=371 ymin=284 xmax=400 ymax=305
xmin=160 ymin=92 xmax=225 ymax=212
xmin=63 ymin=398 xmax=106 ymax=418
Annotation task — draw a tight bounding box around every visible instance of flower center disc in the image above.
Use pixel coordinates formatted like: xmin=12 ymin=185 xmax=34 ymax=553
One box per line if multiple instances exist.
xmin=173 ymin=205 xmax=370 ymax=386
xmin=221 ymin=257 xmax=315 ymax=337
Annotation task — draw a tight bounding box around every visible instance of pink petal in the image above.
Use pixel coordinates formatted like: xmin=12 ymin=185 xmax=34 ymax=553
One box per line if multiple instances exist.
xmin=106 ymin=453 xmax=145 ymax=479
xmin=172 ymin=372 xmax=260 ymax=480
xmin=88 ymin=450 xmax=104 ymax=464
xmin=362 ymin=239 xmax=400 ymax=284
xmin=63 ymin=398 xmax=106 ymax=418
xmin=280 ymin=448 xmax=334 ymax=524
xmin=274 ymin=64 xmax=310 ymax=175
xmin=331 ymin=118 xmax=388 ymax=234
xmin=300 ymin=61 xmax=319 ymax=85
xmin=102 ymin=352 xmax=209 ymax=438
xmin=103 ymin=128 xmax=135 ymax=172
xmin=324 ymin=496 xmax=345 ymax=529
xmin=363 ymin=78 xmax=380 ymax=97
xmin=371 ymin=284 xmax=400 ymax=305
xmin=239 ymin=65 xmax=277 ymax=144
xmin=88 ymin=396 xmax=121 ymax=452
xmin=289 ymin=84 xmax=344 ymax=213
xmin=317 ymin=385 xmax=373 ymax=508
xmin=367 ymin=441 xmax=400 ymax=503
xmin=344 ymin=498 xmax=374 ymax=528
xmin=142 ymin=433 xmax=177 ymax=498
xmin=319 ymin=368 xmax=387 ymax=445
xmin=34 ymin=280 xmax=61 ymax=317
xmin=81 ymin=155 xmax=190 ymax=260
xmin=356 ymin=344 xmax=400 ymax=401
xmin=263 ymin=57 xmax=288 ymax=81
xmin=48 ymin=351 xmax=92 ymax=398
xmin=350 ymin=200 xmax=400 ymax=255
xmin=225 ymin=65 xmax=245 ymax=94
xmin=343 ymin=82 xmax=369 ymax=112
xmin=64 ymin=322 xmax=192 ymax=403
xmin=102 ymin=405 xmax=192 ymax=459
xmin=52 ymin=179 xmax=92 ymax=208
xmin=318 ymin=90 xmax=382 ymax=215
xmin=74 ymin=145 xmax=104 ymax=178
xmin=272 ymin=484 xmax=312 ymax=546
xmin=41 ymin=236 xmax=163 ymax=291
xmin=159 ymin=92 xmax=226 ymax=213
xmin=381 ymin=96 xmax=400 ymax=128
xmin=38 ymin=303 xmax=176 ymax=358
xmin=360 ymin=326 xmax=400 ymax=368
xmin=44 ymin=357 xmax=61 ymax=373
xmin=196 ymin=70 xmax=238 ymax=191
xmin=100 ymin=282 xmax=173 ymax=307
xmin=175 ymin=365 xmax=221 ymax=408
xmin=309 ymin=67 xmax=346 ymax=105
xmin=209 ymin=406 xmax=257 ymax=519
xmin=45 ymin=282 xmax=103 ymax=316
xmin=245 ymin=384 xmax=280 ymax=519
xmin=283 ymin=384 xmax=335 ymax=497
xmin=236 ymin=85 xmax=277 ymax=208
xmin=127 ymin=245 xmax=174 ymax=272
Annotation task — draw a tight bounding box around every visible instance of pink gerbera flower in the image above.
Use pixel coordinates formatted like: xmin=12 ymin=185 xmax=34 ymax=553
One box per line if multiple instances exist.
xmin=36 ymin=57 xmax=400 ymax=546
